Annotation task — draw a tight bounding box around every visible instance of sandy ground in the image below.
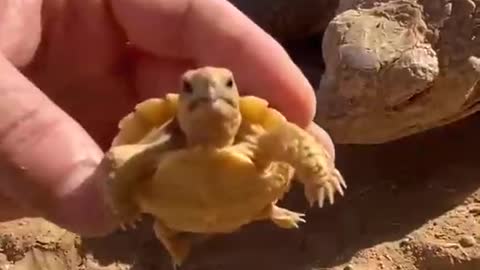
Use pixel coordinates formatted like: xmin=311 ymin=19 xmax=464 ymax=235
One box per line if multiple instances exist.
xmin=0 ymin=37 xmax=479 ymax=270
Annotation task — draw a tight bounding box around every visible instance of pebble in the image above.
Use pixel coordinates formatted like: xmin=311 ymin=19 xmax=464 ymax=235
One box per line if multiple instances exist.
xmin=469 ymin=206 xmax=480 ymax=215
xmin=343 ymin=265 xmax=354 ymax=270
xmin=399 ymin=236 xmax=413 ymax=248
xmin=459 ymin=235 xmax=476 ymax=247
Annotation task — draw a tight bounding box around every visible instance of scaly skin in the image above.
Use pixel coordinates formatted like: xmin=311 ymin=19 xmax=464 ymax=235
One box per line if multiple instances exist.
xmin=255 ymin=121 xmax=346 ymax=207
xmin=176 ymin=67 xmax=242 ymax=148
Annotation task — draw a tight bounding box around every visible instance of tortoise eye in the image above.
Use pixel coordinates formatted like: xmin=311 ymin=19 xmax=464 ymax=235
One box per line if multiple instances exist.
xmin=182 ymin=80 xmax=193 ymax=94
xmin=225 ymin=78 xmax=234 ymax=88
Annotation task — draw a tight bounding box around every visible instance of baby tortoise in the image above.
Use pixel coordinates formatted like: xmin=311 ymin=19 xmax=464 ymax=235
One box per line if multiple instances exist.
xmin=103 ymin=66 xmax=346 ymax=266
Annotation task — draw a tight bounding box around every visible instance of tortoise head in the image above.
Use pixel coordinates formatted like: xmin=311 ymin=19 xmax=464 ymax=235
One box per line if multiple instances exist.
xmin=177 ymin=66 xmax=242 ymax=147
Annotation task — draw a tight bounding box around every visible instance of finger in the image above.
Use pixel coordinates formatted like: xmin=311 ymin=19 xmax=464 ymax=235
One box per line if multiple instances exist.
xmin=110 ymin=0 xmax=316 ymax=127
xmin=306 ymin=122 xmax=336 ymax=160
xmin=134 ymin=54 xmax=194 ymax=99
xmin=0 ymin=54 xmax=116 ymax=236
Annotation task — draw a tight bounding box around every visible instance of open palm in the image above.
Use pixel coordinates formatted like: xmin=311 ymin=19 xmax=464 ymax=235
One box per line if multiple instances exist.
xmin=0 ymin=0 xmax=331 ymax=236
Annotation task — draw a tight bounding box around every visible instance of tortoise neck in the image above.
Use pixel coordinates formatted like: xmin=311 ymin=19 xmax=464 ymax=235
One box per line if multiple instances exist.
xmin=184 ymin=114 xmax=241 ymax=148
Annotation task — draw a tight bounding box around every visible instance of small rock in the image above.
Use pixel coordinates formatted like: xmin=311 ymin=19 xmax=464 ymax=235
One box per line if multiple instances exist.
xmin=469 ymin=206 xmax=480 ymax=215
xmin=399 ymin=236 xmax=413 ymax=248
xmin=343 ymin=264 xmax=354 ymax=270
xmin=459 ymin=235 xmax=476 ymax=247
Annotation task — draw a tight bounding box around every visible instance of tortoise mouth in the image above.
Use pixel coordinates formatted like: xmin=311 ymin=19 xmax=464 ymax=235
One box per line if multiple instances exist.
xmin=188 ymin=97 xmax=236 ymax=111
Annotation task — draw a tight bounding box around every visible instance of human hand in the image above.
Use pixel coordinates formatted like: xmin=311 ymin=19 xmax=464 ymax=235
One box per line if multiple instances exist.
xmin=0 ymin=0 xmax=334 ymax=236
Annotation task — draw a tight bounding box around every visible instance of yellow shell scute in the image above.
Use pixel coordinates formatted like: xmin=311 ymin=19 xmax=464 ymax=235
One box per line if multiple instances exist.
xmin=107 ymin=144 xmax=152 ymax=168
xmin=239 ymin=95 xmax=287 ymax=130
xmin=111 ymin=94 xmax=179 ymax=146
xmin=134 ymin=99 xmax=167 ymax=125
xmin=262 ymin=107 xmax=286 ymax=129
xmin=113 ymin=113 xmax=152 ymax=147
xmin=165 ymin=93 xmax=179 ymax=105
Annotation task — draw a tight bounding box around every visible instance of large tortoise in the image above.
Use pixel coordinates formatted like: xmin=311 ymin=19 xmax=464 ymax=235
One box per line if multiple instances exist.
xmin=102 ymin=66 xmax=345 ymax=266
xmin=315 ymin=0 xmax=480 ymax=144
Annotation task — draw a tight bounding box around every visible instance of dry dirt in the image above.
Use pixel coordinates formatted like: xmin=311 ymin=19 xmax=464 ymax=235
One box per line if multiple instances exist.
xmin=1 ymin=38 xmax=480 ymax=270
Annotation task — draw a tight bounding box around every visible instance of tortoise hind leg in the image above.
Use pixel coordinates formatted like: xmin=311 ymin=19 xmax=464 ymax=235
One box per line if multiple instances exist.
xmin=255 ymin=203 xmax=306 ymax=229
xmin=153 ymin=220 xmax=193 ymax=267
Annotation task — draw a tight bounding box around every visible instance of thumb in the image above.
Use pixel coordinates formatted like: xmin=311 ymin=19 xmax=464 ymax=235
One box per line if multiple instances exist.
xmin=0 ymin=54 xmax=116 ymax=236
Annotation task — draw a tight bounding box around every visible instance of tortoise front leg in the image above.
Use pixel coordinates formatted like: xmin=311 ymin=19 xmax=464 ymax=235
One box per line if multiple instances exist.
xmin=254 ymin=122 xmax=347 ymax=207
xmin=104 ymin=133 xmax=178 ymax=228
